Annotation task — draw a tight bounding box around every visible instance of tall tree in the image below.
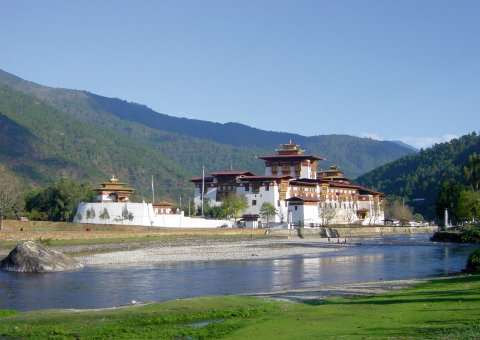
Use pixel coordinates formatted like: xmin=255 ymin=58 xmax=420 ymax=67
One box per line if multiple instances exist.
xmin=368 ymin=199 xmax=385 ymax=225
xmin=121 ymin=205 xmax=134 ymax=224
xmin=99 ymin=208 xmax=110 ymax=224
xmin=435 ymin=179 xmax=463 ymax=224
xmin=464 ymin=152 xmax=480 ymax=191
xmin=0 ymin=176 xmax=23 ymax=230
xmin=86 ymin=207 xmax=96 ymax=223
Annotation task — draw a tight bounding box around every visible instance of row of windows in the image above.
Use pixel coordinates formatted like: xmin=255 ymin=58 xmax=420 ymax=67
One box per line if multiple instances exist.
xmin=327 ymin=189 xmax=354 ymax=194
xmin=251 ymin=199 xmax=283 ymax=207
xmin=244 ymin=185 xmax=269 ymax=191
xmin=319 ymin=202 xmax=359 ymax=209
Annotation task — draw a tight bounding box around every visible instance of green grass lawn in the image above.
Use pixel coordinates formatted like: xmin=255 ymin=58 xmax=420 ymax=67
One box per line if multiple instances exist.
xmin=1 ymin=275 xmax=479 ymax=339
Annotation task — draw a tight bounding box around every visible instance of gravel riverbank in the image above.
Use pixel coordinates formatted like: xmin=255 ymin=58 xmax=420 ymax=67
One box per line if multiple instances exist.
xmin=250 ymin=278 xmax=427 ymax=302
xmin=78 ymin=237 xmax=347 ymax=265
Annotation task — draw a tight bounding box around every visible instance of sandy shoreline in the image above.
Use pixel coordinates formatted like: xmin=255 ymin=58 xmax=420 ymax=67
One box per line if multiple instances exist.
xmin=78 ymin=237 xmax=347 ymax=266
xmin=250 ymin=278 xmax=427 ymax=303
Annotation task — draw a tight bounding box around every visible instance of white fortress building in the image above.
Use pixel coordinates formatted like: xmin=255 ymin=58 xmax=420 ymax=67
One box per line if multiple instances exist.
xmin=191 ymin=142 xmax=385 ymax=227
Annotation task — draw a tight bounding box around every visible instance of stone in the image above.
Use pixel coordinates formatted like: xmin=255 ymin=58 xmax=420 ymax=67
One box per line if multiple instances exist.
xmin=0 ymin=241 xmax=83 ymax=272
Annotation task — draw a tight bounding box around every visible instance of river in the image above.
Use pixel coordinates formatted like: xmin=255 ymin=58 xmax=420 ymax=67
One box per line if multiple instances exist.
xmin=1 ymin=234 xmax=478 ymax=312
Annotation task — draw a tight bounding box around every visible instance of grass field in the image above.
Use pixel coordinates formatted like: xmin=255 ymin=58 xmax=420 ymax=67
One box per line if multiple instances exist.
xmin=0 ymin=275 xmax=479 ymax=339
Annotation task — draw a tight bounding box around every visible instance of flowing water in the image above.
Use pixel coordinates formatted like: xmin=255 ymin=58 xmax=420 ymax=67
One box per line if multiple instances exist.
xmin=1 ymin=234 xmax=478 ymax=311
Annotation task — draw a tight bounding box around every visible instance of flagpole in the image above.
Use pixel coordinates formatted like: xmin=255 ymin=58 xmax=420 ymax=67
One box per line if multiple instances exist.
xmin=151 ymin=175 xmax=155 ymax=204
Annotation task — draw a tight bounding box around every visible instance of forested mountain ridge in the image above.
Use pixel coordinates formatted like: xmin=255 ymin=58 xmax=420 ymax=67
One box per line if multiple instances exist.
xmin=355 ymin=133 xmax=480 ymax=219
xmin=0 ymin=68 xmax=415 ymax=180
xmin=0 ymin=85 xmax=194 ymax=199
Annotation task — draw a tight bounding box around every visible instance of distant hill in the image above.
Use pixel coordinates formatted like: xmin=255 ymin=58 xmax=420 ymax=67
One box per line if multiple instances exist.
xmin=355 ymin=133 xmax=480 ymax=219
xmin=0 ymin=68 xmax=415 ymax=201
xmin=390 ymin=140 xmax=419 ymax=152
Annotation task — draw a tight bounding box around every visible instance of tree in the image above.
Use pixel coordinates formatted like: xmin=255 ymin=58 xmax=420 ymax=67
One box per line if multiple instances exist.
xmin=99 ymin=208 xmax=110 ymax=224
xmin=86 ymin=207 xmax=96 ymax=222
xmin=344 ymin=203 xmax=356 ymax=224
xmin=0 ymin=177 xmax=23 ymax=230
xmin=220 ymin=194 xmax=248 ymax=220
xmin=25 ymin=179 xmax=95 ymax=222
xmin=318 ymin=201 xmax=337 ymax=226
xmin=455 ymin=190 xmax=480 ymax=223
xmin=435 ymin=179 xmax=463 ymax=224
xmin=384 ymin=197 xmax=413 ymax=224
xmin=121 ymin=205 xmax=134 ymax=224
xmin=413 ymin=213 xmax=424 ymax=223
xmin=464 ymin=152 xmax=480 ymax=191
xmin=368 ymin=199 xmax=385 ymax=226
xmin=260 ymin=202 xmax=277 ymax=226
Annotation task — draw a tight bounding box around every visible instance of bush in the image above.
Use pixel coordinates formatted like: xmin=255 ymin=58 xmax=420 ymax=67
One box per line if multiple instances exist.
xmin=461 ymin=225 xmax=480 ymax=243
xmin=466 ymin=249 xmax=480 ymax=272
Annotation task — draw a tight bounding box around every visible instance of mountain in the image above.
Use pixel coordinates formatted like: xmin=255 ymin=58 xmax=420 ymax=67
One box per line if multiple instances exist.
xmin=390 ymin=140 xmax=419 ymax=152
xmin=0 ymin=85 xmax=193 ymax=199
xmin=355 ymin=132 xmax=480 ymax=219
xmin=0 ymin=68 xmax=415 ymax=201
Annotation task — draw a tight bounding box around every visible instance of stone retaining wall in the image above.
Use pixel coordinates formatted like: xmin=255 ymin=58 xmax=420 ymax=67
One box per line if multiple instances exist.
xmin=268 ymin=225 xmax=438 ymax=238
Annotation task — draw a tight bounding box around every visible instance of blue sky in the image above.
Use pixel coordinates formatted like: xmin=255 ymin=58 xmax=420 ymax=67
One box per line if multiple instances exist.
xmin=1 ymin=1 xmax=479 ymax=149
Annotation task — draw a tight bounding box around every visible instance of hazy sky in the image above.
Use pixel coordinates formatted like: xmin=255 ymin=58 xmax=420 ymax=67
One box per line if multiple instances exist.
xmin=1 ymin=1 xmax=479 ymax=149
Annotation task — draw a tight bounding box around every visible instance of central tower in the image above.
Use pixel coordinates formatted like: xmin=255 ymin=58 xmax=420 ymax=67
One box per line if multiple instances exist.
xmin=257 ymin=141 xmax=324 ymax=179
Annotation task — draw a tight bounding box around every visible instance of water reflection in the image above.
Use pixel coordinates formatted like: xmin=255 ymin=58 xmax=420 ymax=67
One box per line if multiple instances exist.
xmin=0 ymin=235 xmax=478 ymax=312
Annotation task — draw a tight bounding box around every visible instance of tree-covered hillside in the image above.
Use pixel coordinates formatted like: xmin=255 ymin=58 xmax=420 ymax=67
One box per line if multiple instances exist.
xmin=355 ymin=133 xmax=480 ymax=219
xmin=0 ymin=68 xmax=415 ymax=179
xmin=0 ymin=85 xmax=192 ymax=199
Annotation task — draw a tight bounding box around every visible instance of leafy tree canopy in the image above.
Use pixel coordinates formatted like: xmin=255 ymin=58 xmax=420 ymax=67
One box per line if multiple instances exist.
xmin=260 ymin=202 xmax=277 ymax=224
xmin=220 ymin=194 xmax=248 ymax=220
xmin=25 ymin=178 xmax=95 ymax=222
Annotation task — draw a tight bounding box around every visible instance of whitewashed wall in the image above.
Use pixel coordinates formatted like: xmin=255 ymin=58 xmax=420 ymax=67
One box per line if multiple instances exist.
xmin=74 ymin=202 xmax=232 ymax=228
xmin=239 ymin=183 xmax=284 ymax=222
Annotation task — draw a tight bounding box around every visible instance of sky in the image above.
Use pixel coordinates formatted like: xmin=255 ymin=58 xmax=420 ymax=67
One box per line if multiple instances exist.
xmin=1 ymin=1 xmax=479 ymax=149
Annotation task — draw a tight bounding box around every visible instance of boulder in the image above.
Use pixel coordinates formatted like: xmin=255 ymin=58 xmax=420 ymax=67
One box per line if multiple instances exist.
xmin=0 ymin=241 xmax=83 ymax=272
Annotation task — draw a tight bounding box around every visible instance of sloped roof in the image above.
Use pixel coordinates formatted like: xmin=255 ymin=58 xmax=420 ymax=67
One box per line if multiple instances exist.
xmin=208 ymin=170 xmax=255 ymax=176
xmin=257 ymin=155 xmax=324 ymax=162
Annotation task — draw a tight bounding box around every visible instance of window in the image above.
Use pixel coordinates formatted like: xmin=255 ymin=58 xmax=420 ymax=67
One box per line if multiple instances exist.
xmin=295 ymin=206 xmax=298 ymax=211
xmin=265 ymin=184 xmax=270 ymax=191
xmin=245 ymin=185 xmax=250 ymax=191
xmin=252 ymin=200 xmax=257 ymax=206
